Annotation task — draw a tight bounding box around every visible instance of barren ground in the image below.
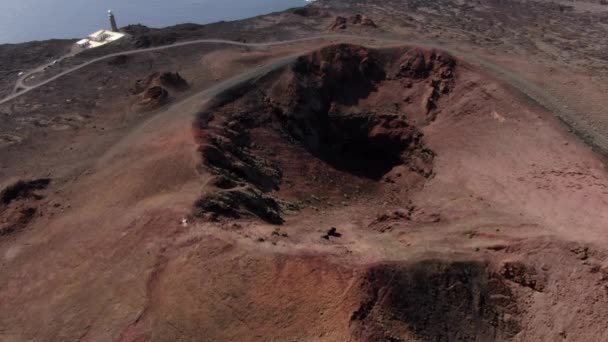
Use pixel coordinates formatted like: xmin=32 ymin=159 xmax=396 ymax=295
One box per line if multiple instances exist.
xmin=2 ymin=1 xmax=608 ymax=341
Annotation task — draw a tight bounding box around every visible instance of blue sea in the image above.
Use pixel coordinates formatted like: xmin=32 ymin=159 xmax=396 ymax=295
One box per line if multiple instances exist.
xmin=0 ymin=0 xmax=309 ymax=44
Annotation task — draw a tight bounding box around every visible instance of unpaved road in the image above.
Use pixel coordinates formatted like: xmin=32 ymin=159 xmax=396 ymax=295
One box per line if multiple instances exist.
xmin=3 ymin=33 xmax=604 ymax=157
xmin=3 ymin=35 xmax=372 ymax=105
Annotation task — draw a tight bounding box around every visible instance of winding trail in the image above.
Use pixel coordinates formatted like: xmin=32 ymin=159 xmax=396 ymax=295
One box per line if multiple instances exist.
xmin=2 ymin=35 xmax=381 ymax=106
xmin=2 ymin=33 xmax=604 ymax=155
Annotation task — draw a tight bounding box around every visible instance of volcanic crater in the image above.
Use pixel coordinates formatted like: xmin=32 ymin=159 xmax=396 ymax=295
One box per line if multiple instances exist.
xmin=187 ymin=46 xmax=535 ymax=340
xmin=193 ymin=44 xmax=455 ymax=223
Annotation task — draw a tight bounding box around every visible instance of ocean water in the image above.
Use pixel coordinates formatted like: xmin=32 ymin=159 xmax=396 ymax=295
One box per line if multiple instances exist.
xmin=0 ymin=0 xmax=308 ymax=44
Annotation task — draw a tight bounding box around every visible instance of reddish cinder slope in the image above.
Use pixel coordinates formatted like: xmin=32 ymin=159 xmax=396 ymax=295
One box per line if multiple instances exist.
xmin=1 ymin=44 xmax=608 ymax=341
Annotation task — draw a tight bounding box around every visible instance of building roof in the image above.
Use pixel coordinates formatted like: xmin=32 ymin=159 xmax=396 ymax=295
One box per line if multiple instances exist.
xmin=78 ymin=30 xmax=125 ymax=49
xmin=88 ymin=30 xmax=124 ymax=40
xmin=89 ymin=30 xmax=107 ymax=39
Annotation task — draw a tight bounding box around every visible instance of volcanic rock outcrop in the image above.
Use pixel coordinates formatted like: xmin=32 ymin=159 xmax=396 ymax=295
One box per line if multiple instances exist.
xmin=350 ymin=261 xmax=521 ymax=341
xmin=1 ymin=179 xmax=50 ymax=205
xmin=330 ymin=16 xmax=348 ymax=30
xmin=132 ymin=71 xmax=190 ymax=110
xmin=138 ymin=85 xmax=169 ymax=110
xmin=330 ymin=14 xmax=378 ymax=30
xmin=133 ymin=71 xmax=190 ymax=94
xmin=193 ymin=44 xmax=456 ymax=223
xmin=350 ymin=14 xmax=377 ymax=28
xmin=0 ymin=179 xmax=50 ymax=236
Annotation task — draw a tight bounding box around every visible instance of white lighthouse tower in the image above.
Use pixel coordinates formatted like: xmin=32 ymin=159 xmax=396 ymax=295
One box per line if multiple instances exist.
xmin=108 ymin=10 xmax=119 ymax=32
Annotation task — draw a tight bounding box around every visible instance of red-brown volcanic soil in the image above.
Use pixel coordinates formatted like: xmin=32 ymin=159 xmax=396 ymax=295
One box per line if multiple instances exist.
xmin=186 ymin=44 xmax=608 ymax=341
xmin=2 ymin=39 xmax=608 ymax=341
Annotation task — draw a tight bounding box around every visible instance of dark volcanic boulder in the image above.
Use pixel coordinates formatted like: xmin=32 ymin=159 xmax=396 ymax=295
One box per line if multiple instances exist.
xmin=143 ymin=86 xmax=168 ymax=100
xmin=1 ymin=179 xmax=50 ymax=205
xmin=158 ymin=72 xmax=190 ymax=91
xmin=331 ymin=14 xmax=378 ymax=30
xmin=330 ymin=16 xmax=348 ymax=30
xmin=350 ymin=14 xmax=364 ymax=25
xmin=138 ymin=86 xmax=169 ymax=109
xmin=194 ymin=187 xmax=284 ymax=224
xmin=361 ymin=17 xmax=378 ymax=28
xmin=351 ymin=14 xmax=377 ymax=28
xmin=132 ymin=71 xmax=190 ymax=94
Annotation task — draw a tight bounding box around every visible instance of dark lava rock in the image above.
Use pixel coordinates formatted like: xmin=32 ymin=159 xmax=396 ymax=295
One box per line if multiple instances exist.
xmin=133 ymin=72 xmax=190 ymax=95
xmin=1 ymin=179 xmax=50 ymax=205
xmin=350 ymin=14 xmax=378 ymax=28
xmin=143 ymin=86 xmax=168 ymax=100
xmin=138 ymin=86 xmax=169 ymax=109
xmin=331 ymin=14 xmax=378 ymax=30
xmin=0 ymin=179 xmax=50 ymax=236
xmin=351 ymin=261 xmax=521 ymax=341
xmin=361 ymin=18 xmax=377 ymax=28
xmin=500 ymin=261 xmax=546 ymax=292
xmin=0 ymin=207 xmax=36 ymax=236
xmin=158 ymin=72 xmax=190 ymax=91
xmin=322 ymin=227 xmax=342 ymax=239
xmin=194 ymin=187 xmax=284 ymax=224
xmin=330 ymin=16 xmax=348 ymax=30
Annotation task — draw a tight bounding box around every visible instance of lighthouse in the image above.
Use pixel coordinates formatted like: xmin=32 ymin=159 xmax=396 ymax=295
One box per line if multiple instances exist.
xmin=108 ymin=10 xmax=119 ymax=32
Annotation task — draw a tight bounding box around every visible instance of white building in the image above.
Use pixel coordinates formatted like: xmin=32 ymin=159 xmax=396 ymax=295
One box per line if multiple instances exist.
xmin=76 ymin=39 xmax=91 ymax=48
xmin=74 ymin=10 xmax=125 ymax=49
xmin=76 ymin=30 xmax=125 ymax=50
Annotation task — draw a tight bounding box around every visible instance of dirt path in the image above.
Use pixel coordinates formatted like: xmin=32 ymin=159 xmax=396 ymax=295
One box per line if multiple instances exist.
xmin=6 ymin=34 xmax=605 ymax=159
xmin=2 ymin=35 xmax=379 ymax=105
